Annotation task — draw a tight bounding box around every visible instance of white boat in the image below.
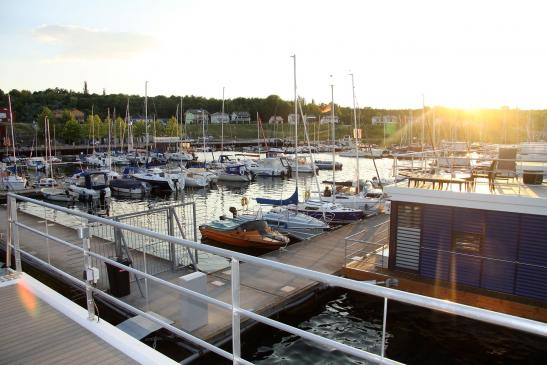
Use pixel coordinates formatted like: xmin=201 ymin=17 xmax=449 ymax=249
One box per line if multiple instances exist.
xmin=34 ymin=177 xmax=57 ymax=187
xmin=288 ymin=199 xmax=365 ymax=224
xmin=41 ymin=187 xmax=76 ymax=202
xmin=26 ymin=157 xmax=48 ymax=170
xmin=287 ymin=157 xmax=318 ymax=174
xmin=249 ymin=157 xmax=291 ymax=177
xmin=68 ymin=171 xmax=111 ymax=201
xmin=233 ymin=206 xmax=329 ymax=240
xmin=0 ymin=173 xmax=27 ymax=191
xmin=166 ymin=151 xmax=194 ymax=162
xmin=84 ymin=154 xmax=110 ymax=167
xmin=133 ymin=169 xmax=176 ymax=191
xmin=216 ymin=164 xmax=253 ymax=182
xmin=322 ymin=190 xmax=384 ymax=215
xmin=181 ymin=169 xmax=212 ymax=188
xmin=339 ymin=148 xmax=384 ymax=158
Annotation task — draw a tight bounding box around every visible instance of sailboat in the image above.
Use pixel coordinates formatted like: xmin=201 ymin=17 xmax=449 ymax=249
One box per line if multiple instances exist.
xmin=320 ymin=74 xmax=385 ymax=216
xmin=256 ymin=56 xmax=364 ymax=225
xmin=1 ymin=95 xmax=27 ymax=191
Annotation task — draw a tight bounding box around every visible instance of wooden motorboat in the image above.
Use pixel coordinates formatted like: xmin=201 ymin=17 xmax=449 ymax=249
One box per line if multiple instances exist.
xmin=199 ymin=219 xmax=289 ymax=249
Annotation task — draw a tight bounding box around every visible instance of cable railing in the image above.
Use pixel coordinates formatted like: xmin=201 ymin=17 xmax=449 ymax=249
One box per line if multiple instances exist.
xmin=344 ymin=221 xmax=390 ymax=270
xmin=5 ymin=193 xmax=547 ymax=365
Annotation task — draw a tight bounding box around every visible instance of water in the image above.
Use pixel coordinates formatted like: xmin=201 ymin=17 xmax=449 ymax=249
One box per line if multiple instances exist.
xmin=23 ymin=153 xmax=394 ymax=272
xmin=198 ymin=290 xmax=546 ymax=365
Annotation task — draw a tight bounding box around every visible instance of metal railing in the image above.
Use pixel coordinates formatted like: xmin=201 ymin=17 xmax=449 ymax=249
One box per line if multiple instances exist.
xmin=345 ymin=221 xmax=390 ymax=270
xmin=5 ymin=193 xmax=547 ymax=365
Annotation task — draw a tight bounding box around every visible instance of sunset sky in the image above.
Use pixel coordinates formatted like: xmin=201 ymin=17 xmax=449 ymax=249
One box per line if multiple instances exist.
xmin=2 ymin=0 xmax=547 ymax=109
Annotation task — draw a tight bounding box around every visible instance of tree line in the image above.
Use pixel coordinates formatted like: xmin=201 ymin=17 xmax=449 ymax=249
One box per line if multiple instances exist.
xmin=1 ymin=88 xmax=546 ymax=146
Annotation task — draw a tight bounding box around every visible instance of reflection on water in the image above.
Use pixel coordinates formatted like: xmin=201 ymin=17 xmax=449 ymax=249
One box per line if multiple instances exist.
xmin=197 ymin=290 xmax=546 ymax=365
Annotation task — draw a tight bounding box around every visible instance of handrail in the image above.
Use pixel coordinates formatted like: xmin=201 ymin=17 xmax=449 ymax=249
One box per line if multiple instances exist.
xmin=5 ymin=193 xmax=547 ymax=365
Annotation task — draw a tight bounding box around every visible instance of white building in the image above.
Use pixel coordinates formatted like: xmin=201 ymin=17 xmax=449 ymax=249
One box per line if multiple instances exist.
xmin=319 ymin=115 xmax=339 ymax=125
xmin=185 ymin=109 xmax=209 ymax=124
xmin=268 ymin=115 xmax=284 ymax=124
xmin=210 ymin=112 xmax=230 ymax=124
xmin=372 ymin=115 xmax=399 ymax=125
xmin=230 ymin=111 xmax=251 ymax=123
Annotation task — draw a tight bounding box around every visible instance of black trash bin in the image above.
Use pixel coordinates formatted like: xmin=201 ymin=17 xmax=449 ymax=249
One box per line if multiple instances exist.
xmin=105 ymin=258 xmax=131 ymax=297
xmin=523 ymin=170 xmax=543 ymax=185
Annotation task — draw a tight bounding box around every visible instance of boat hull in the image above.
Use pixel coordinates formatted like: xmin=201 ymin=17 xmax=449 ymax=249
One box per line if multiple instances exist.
xmin=199 ymin=226 xmax=286 ymax=248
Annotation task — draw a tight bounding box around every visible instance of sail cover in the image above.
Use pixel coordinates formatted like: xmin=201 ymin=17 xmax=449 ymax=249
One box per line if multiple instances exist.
xmin=256 ymin=188 xmax=298 ymax=206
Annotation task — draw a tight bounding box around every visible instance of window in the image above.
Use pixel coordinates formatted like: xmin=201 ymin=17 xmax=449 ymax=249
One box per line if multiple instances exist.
xmin=452 ymin=231 xmax=482 ymax=254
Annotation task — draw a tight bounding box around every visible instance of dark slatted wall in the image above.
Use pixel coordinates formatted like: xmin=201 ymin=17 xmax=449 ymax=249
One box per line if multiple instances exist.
xmin=481 ymin=212 xmax=519 ymax=293
xmin=390 ymin=201 xmax=547 ymax=302
xmin=451 ymin=208 xmax=484 ymax=287
xmin=515 ymin=215 xmax=547 ymax=301
xmin=420 ymin=205 xmax=452 ymax=281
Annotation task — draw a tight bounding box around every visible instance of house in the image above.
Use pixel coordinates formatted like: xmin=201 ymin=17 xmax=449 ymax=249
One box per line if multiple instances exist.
xmin=287 ymin=114 xmax=298 ymax=125
xmin=372 ymin=115 xmax=399 ymax=125
xmin=210 ymin=112 xmax=230 ymax=124
xmin=185 ymin=109 xmax=209 ymax=124
xmin=268 ymin=116 xmax=284 ymax=124
xmin=319 ymin=115 xmax=339 ymax=125
xmin=230 ymin=112 xmax=251 ymax=123
xmin=0 ymin=107 xmax=13 ymax=123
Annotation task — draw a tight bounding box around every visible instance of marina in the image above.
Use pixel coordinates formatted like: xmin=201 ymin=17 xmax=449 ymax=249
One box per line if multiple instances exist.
xmin=3 ymin=1 xmax=547 ymax=362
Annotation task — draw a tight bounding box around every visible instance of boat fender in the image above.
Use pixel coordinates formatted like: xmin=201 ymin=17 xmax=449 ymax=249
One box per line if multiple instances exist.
xmin=240 ymin=168 xmax=245 ymax=176
xmin=241 ymin=197 xmax=249 ymax=206
xmin=304 ymin=190 xmax=311 ymax=200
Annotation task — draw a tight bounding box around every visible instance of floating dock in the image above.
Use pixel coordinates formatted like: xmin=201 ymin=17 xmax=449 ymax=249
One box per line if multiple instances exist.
xmin=0 ymin=206 xmax=389 ymax=347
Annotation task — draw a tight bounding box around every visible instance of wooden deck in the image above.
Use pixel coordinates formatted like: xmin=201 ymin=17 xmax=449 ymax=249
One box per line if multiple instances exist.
xmin=0 ymin=205 xmax=390 ymax=347
xmin=0 ymin=277 xmax=139 ymax=364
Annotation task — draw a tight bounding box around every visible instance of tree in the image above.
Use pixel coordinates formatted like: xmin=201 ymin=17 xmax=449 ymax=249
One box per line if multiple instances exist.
xmin=62 ymin=119 xmax=81 ymax=144
xmin=37 ymin=106 xmax=54 ymax=141
xmin=165 ymin=117 xmax=179 ymax=137
xmin=133 ymin=120 xmax=146 ymax=140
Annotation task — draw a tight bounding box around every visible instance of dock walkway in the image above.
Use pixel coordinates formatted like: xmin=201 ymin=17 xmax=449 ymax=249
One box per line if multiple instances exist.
xmin=1 ymin=205 xmax=389 ymax=347
xmin=0 ymin=272 xmax=178 ymax=365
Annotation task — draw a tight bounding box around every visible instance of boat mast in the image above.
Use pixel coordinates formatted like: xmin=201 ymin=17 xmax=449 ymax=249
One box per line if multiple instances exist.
xmin=257 ymin=112 xmax=260 ymax=154
xmin=291 ymin=54 xmax=299 ymax=183
xmin=330 ymin=76 xmax=336 ymax=199
xmin=221 ymin=87 xmax=225 ymax=154
xmin=145 ymin=81 xmax=149 ymax=153
xmin=44 ymin=114 xmax=48 ymax=176
xmin=91 ymin=105 xmax=95 ymax=154
xmin=350 ymin=73 xmax=360 ymax=193
xmin=421 ymin=93 xmax=425 ymax=151
xmin=8 ymin=95 xmax=18 ymax=175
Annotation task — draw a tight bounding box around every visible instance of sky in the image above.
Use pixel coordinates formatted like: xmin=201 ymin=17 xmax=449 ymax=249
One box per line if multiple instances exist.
xmin=2 ymin=0 xmax=547 ymax=109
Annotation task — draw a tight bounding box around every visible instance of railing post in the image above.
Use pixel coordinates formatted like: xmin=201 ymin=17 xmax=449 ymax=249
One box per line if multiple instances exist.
xmin=192 ymin=202 xmax=199 ymax=264
xmin=7 ymin=195 xmax=22 ymax=273
xmin=168 ymin=208 xmax=176 ymax=270
xmin=113 ymin=218 xmax=123 ymax=259
xmin=79 ymin=219 xmax=96 ymax=320
xmin=380 ymin=297 xmax=388 ymax=360
xmin=231 ymin=258 xmax=241 ymax=364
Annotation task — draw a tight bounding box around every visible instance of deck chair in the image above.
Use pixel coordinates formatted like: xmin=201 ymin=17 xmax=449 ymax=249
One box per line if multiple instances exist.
xmin=494 ymin=147 xmax=517 ymax=183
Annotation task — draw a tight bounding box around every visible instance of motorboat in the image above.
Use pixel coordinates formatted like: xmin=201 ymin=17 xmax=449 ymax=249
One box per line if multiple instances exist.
xmin=288 ymin=199 xmax=365 ymax=224
xmin=339 ymin=148 xmax=385 ymax=158
xmin=315 ymin=160 xmax=343 ymax=170
xmin=41 ymin=187 xmax=76 ymax=202
xmin=287 ymin=157 xmax=318 ymax=174
xmin=181 ymin=169 xmax=210 ymax=188
xmin=249 ymin=157 xmax=291 ymax=177
xmin=133 ymin=168 xmax=177 ymax=191
xmin=233 ymin=206 xmax=329 ymax=240
xmin=216 ymin=164 xmax=253 ymax=183
xmin=26 ymin=157 xmax=48 ymax=170
xmin=68 ymin=171 xmax=111 ymax=201
xmin=110 ymin=179 xmax=152 ymax=195
xmin=199 ymin=219 xmax=289 ymax=249
xmin=34 ymin=177 xmax=57 ymax=187
xmin=0 ymin=173 xmax=27 ymax=191
xmin=166 ymin=151 xmax=194 ymax=162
